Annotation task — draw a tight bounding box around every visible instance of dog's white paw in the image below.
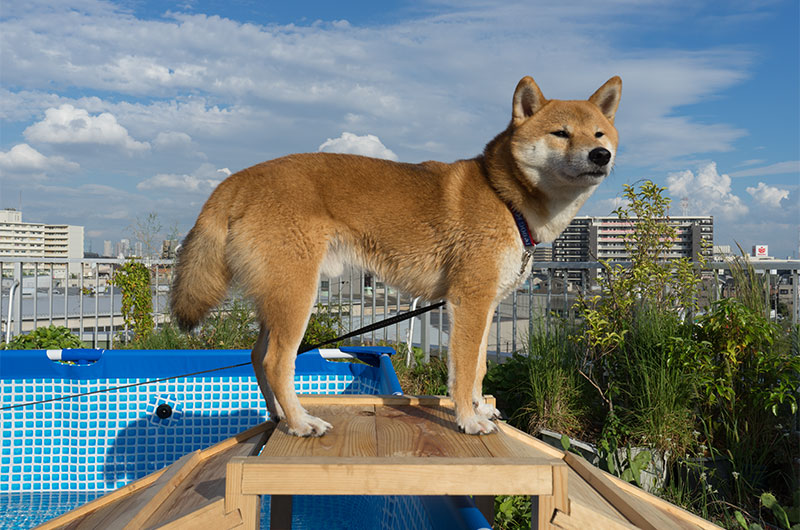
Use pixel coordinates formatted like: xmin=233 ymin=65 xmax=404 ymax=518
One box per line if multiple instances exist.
xmin=475 ymin=402 xmax=501 ymax=420
xmin=458 ymin=415 xmax=497 ymax=435
xmin=287 ymin=414 xmax=333 ymax=437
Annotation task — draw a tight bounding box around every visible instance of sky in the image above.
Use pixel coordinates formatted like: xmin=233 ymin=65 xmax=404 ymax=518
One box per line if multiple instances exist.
xmin=1 ymin=0 xmax=798 ymax=258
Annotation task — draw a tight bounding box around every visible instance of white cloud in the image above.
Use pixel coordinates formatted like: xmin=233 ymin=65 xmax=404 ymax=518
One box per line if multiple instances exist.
xmin=153 ymin=131 xmax=194 ymax=151
xmin=137 ymin=163 xmax=230 ymax=192
xmin=0 ymin=3 xmax=753 ymax=164
xmin=666 ymin=162 xmax=748 ymax=220
xmin=0 ymin=143 xmax=79 ymax=179
xmin=318 ymin=132 xmax=398 ymax=161
xmin=746 ymin=182 xmax=789 ymax=208
xmin=23 ymin=104 xmax=150 ymax=152
xmin=729 ymin=160 xmax=800 ymax=178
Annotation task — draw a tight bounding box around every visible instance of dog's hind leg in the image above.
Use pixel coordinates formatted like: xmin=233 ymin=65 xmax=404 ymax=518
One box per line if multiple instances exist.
xmin=447 ymin=294 xmax=498 ymax=434
xmin=259 ymin=271 xmax=332 ymax=437
xmin=251 ymin=325 xmax=284 ymax=420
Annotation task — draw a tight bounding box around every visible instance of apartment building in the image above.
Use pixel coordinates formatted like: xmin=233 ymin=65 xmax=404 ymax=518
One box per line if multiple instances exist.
xmin=0 ymin=209 xmax=84 ymax=259
xmin=552 ymin=215 xmax=713 ymax=285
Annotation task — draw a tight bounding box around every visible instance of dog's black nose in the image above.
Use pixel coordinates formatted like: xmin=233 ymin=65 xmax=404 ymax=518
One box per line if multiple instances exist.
xmin=588 ymin=147 xmax=611 ymax=166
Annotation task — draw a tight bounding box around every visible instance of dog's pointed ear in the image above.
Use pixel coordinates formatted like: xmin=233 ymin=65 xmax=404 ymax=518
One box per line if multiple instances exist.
xmin=588 ymin=76 xmax=622 ymax=123
xmin=512 ymin=76 xmax=547 ymax=125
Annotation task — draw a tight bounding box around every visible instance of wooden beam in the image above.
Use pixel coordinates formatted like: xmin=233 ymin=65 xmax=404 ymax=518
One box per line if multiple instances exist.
xmin=34 ymin=468 xmax=167 ymax=530
xmin=237 ymin=456 xmax=558 ymax=496
xmin=564 ymin=451 xmax=675 ymax=530
xmin=156 ymin=498 xmax=243 ymax=530
xmin=604 ymin=469 xmax=722 ymax=530
xmin=120 ymin=451 xmax=204 ymax=530
xmin=536 ymin=461 xmax=569 ymax=529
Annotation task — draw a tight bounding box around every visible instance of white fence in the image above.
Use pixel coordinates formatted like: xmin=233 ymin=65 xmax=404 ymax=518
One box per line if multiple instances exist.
xmin=1 ymin=257 xmax=798 ymax=357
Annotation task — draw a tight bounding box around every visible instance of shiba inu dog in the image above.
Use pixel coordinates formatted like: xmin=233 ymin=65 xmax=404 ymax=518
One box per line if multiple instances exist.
xmin=171 ymin=75 xmax=621 ymax=436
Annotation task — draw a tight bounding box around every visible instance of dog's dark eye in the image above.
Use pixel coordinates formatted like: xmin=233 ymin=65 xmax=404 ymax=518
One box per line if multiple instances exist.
xmin=551 ymin=130 xmax=570 ymax=138
xmin=595 ymin=131 xmax=605 ymax=138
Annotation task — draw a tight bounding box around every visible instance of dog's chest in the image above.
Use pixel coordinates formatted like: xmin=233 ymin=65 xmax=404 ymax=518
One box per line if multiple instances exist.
xmin=494 ymin=245 xmax=532 ymax=301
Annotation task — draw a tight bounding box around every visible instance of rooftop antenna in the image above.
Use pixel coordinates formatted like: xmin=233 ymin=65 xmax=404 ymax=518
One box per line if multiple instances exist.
xmin=680 ymin=196 xmax=689 ymax=216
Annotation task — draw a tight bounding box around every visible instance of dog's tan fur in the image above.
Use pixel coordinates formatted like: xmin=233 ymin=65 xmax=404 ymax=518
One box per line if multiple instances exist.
xmin=171 ymin=75 xmax=621 ymax=436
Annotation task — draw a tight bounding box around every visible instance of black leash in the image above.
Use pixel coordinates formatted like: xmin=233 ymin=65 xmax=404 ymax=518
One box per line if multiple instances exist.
xmin=0 ymin=301 xmax=446 ymax=411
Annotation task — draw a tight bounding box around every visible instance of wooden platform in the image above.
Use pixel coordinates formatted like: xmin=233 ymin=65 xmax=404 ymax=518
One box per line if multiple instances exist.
xmin=39 ymin=395 xmax=721 ymax=530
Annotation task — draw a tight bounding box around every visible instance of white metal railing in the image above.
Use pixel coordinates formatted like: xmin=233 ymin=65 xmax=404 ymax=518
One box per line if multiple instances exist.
xmin=1 ymin=257 xmax=798 ymax=358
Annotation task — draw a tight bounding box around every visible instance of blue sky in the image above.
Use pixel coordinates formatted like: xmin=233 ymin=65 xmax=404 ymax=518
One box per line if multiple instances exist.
xmin=1 ymin=0 xmax=798 ymax=257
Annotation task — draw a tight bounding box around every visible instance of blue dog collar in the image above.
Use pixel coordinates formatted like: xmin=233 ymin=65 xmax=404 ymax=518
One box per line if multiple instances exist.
xmin=509 ymin=206 xmax=538 ymax=251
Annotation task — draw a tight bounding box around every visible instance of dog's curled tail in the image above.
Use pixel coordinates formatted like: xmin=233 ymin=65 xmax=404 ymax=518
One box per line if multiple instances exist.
xmin=170 ymin=206 xmax=231 ymax=332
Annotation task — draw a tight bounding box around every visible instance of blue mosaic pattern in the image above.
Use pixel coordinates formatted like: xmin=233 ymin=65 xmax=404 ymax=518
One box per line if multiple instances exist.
xmin=0 ymin=349 xmax=484 ymax=530
xmin=0 ymin=374 xmax=379 ymax=493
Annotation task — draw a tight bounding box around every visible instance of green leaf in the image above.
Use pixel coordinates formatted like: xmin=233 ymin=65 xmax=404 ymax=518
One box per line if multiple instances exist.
xmin=762 ymin=492 xmax=791 ymax=529
xmin=560 ymin=435 xmax=571 ymax=451
xmin=734 ymin=510 xmax=749 ymax=530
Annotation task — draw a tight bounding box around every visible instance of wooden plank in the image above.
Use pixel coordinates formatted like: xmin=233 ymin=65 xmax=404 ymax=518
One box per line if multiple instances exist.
xmin=63 ymin=485 xmax=157 ymax=530
xmin=35 ymin=468 xmax=167 ymax=530
xmin=306 ymin=404 xmax=378 ymax=457
xmin=199 ymin=421 xmax=274 ymax=459
xmin=225 ymin=458 xmax=260 ymax=530
xmin=605 ymin=471 xmax=722 ymax=530
xmin=481 ymin=424 xmax=552 ymax=459
xmin=496 ymin=421 xmax=566 ymax=459
xmin=375 ymin=404 xmax=490 ymax=457
xmin=565 ymin=466 xmax=629 ymax=525
xmin=419 ymin=405 xmax=493 ymax=457
xmin=564 ymin=451 xmax=677 ymax=530
xmin=260 ymin=421 xmax=315 ymax=457
xmin=120 ymin=451 xmax=204 ymax=530
xmin=297 ymin=394 xmax=456 ymax=407
xmin=537 ymin=463 xmax=569 ymax=529
xmin=552 ymin=501 xmax=638 ymax=530
xmin=155 ymin=498 xmax=243 ymax=530
xmin=144 ymin=430 xmax=269 ymax=527
xmin=238 ymin=455 xmax=557 ymax=496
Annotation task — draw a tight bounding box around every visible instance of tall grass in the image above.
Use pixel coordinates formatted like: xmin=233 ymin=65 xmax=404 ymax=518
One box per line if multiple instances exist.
xmin=616 ymin=305 xmax=697 ymax=458
xmin=486 ymin=319 xmax=588 ymax=437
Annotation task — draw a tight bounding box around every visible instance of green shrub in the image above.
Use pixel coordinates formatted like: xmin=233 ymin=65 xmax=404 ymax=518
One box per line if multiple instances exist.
xmin=2 ymin=325 xmax=82 ymax=349
xmin=111 ymin=259 xmax=154 ymax=342
xmin=485 ymin=319 xmax=588 ymax=437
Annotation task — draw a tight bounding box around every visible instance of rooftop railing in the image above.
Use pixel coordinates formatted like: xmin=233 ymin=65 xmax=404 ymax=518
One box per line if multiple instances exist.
xmin=1 ymin=257 xmax=797 ymax=359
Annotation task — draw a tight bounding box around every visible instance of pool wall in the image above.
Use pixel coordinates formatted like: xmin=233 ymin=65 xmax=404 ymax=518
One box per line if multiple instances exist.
xmin=0 ymin=347 xmax=394 ymax=493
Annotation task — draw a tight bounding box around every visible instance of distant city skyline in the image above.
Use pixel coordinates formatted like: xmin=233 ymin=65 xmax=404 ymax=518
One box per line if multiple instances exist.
xmin=1 ymin=1 xmax=798 ymax=258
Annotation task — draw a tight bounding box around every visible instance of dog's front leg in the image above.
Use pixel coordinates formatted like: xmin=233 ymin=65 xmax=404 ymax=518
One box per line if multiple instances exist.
xmin=447 ymin=295 xmax=498 ymax=434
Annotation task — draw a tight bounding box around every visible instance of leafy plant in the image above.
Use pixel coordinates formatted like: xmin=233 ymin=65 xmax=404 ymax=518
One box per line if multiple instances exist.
xmin=485 ymin=319 xmax=588 ymax=437
xmin=2 ymin=325 xmax=82 ymax=349
xmin=111 ymin=259 xmax=154 ymax=342
xmin=300 ymin=304 xmax=345 ymax=351
xmin=494 ymin=495 xmax=531 ymax=530
xmin=391 ymin=348 xmax=448 ymax=395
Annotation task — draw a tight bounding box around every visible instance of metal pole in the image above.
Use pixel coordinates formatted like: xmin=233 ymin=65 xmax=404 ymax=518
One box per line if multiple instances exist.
xmin=63 ymin=262 xmax=69 ymax=328
xmin=546 ymin=268 xmax=552 ymax=335
xmin=383 ymin=281 xmax=388 ymax=343
xmin=512 ymin=289 xmax=518 ymax=353
xmin=79 ymin=263 xmax=84 ymax=342
xmin=49 ymin=263 xmax=54 ymax=326
xmin=348 ymin=268 xmax=354 ymax=337
xmin=94 ymin=265 xmax=99 ymax=349
xmin=13 ymin=262 xmax=22 ymax=338
xmin=421 ymin=305 xmax=430 ymax=362
xmin=33 ymin=263 xmax=39 ymax=330
xmin=360 ymin=271 xmax=365 ymax=344
xmin=495 ymin=304 xmax=500 ymax=359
